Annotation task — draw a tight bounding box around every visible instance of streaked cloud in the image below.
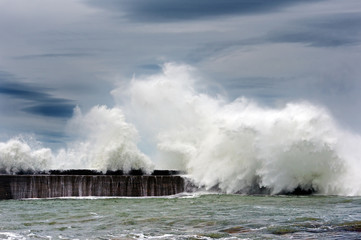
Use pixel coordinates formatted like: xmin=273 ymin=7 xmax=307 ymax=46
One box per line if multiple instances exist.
xmin=266 ymin=13 xmax=361 ymax=47
xmin=0 ymin=0 xmax=360 ymax=149
xmin=0 ymin=71 xmax=75 ymax=118
xmin=22 ymin=104 xmax=74 ymax=118
xmin=189 ymin=11 xmax=361 ymax=64
xmin=86 ymin=0 xmax=322 ymax=22
xmin=14 ymin=53 xmax=92 ymax=60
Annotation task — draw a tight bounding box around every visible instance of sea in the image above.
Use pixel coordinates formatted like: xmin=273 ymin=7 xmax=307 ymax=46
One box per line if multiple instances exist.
xmin=0 ymin=193 xmax=360 ymax=240
xmin=1 ymin=64 xmax=361 ymax=239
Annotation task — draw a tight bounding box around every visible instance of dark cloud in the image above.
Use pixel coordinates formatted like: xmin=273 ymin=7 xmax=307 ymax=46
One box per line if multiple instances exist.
xmin=0 ymin=82 xmax=52 ymax=101
xmin=86 ymin=0 xmax=321 ymax=22
xmin=266 ymin=13 xmax=361 ymax=47
xmin=22 ymin=104 xmax=75 ymax=118
xmin=0 ymin=71 xmax=75 ymax=118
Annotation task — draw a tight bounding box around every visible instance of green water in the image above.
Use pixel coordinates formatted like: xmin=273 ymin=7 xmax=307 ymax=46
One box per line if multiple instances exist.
xmin=0 ymin=194 xmax=360 ymax=239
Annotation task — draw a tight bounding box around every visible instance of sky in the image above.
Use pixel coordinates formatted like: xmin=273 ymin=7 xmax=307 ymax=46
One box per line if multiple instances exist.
xmin=0 ymin=0 xmax=361 ymax=150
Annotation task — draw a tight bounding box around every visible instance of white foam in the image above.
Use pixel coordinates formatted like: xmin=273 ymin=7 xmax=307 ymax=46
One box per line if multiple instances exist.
xmin=53 ymin=105 xmax=154 ymax=173
xmin=0 ymin=106 xmax=154 ymax=174
xmin=0 ymin=232 xmax=26 ymax=240
xmin=1 ymin=63 xmax=361 ymax=196
xmin=0 ymin=138 xmax=51 ymax=173
xmin=116 ymin=63 xmax=361 ymax=195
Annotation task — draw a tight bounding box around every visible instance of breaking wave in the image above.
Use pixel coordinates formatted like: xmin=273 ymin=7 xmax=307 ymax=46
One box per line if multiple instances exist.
xmin=0 ymin=137 xmax=51 ymax=173
xmin=0 ymin=106 xmax=154 ymax=174
xmin=117 ymin=63 xmax=361 ymax=195
xmin=1 ymin=63 xmax=361 ymax=195
xmin=54 ymin=105 xmax=154 ymax=173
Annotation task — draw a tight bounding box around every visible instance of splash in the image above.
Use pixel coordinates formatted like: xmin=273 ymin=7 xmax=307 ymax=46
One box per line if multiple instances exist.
xmin=0 ymin=137 xmax=51 ymax=174
xmin=54 ymin=105 xmax=154 ymax=173
xmin=1 ymin=63 xmax=361 ymax=195
xmin=115 ymin=63 xmax=361 ymax=195
xmin=0 ymin=106 xmax=154 ymax=174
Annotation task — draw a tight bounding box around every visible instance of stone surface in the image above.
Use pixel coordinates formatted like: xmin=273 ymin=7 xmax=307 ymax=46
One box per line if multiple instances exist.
xmin=0 ymin=174 xmax=185 ymax=199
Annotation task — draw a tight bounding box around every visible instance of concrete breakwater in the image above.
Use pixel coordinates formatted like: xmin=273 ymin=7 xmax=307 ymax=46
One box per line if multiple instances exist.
xmin=0 ymin=170 xmax=185 ymax=199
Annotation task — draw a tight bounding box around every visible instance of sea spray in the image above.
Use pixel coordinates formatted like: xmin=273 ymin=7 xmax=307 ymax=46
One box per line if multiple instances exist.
xmin=54 ymin=105 xmax=154 ymax=173
xmin=117 ymin=63 xmax=361 ymax=195
xmin=0 ymin=106 xmax=154 ymax=174
xmin=0 ymin=138 xmax=51 ymax=173
xmin=1 ymin=63 xmax=361 ymax=196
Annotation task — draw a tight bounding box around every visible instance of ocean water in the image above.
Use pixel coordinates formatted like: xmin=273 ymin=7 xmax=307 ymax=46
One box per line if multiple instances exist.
xmin=0 ymin=194 xmax=360 ymax=239
xmin=1 ymin=63 xmax=361 ymax=239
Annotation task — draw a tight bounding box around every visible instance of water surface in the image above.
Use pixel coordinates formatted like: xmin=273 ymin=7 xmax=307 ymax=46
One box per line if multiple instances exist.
xmin=0 ymin=194 xmax=360 ymax=239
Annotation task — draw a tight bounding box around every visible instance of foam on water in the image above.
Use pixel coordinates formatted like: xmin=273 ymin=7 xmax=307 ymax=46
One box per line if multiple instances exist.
xmin=0 ymin=232 xmax=26 ymax=240
xmin=1 ymin=63 xmax=361 ymax=195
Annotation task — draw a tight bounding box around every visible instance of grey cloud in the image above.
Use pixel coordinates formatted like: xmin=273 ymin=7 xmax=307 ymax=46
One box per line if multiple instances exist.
xmin=268 ymin=32 xmax=358 ymax=47
xmin=220 ymin=77 xmax=290 ymax=104
xmin=266 ymin=13 xmax=361 ymax=47
xmin=138 ymin=64 xmax=162 ymax=71
xmin=32 ymin=130 xmax=70 ymax=149
xmin=225 ymin=77 xmax=279 ymax=90
xmin=0 ymin=71 xmax=75 ymax=118
xmin=187 ymin=38 xmax=261 ymax=63
xmin=14 ymin=53 xmax=92 ymax=60
xmin=86 ymin=0 xmax=321 ymax=22
xmin=188 ymin=12 xmax=361 ymax=64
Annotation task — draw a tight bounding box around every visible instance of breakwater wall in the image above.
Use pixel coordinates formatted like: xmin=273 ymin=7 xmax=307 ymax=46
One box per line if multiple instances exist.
xmin=0 ymin=170 xmax=185 ymax=199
